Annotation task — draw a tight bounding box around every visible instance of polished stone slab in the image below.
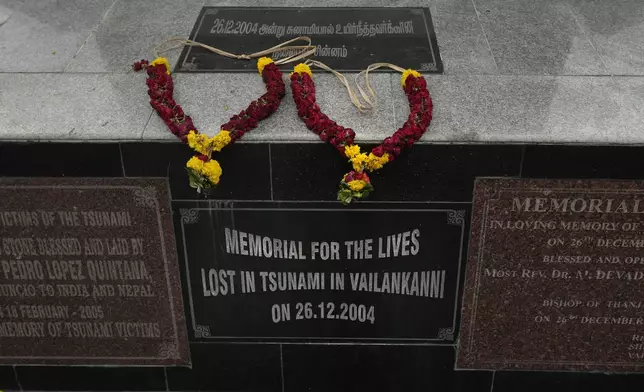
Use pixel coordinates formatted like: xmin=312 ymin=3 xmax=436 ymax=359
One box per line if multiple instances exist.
xmin=0 ymin=0 xmax=115 ymax=72
xmin=2 ymin=72 xmax=644 ymax=144
xmin=1 ymin=0 xmax=644 ymax=145
xmin=207 ymin=0 xmax=430 ymax=7
xmin=0 ymin=178 xmax=189 ymax=365
xmin=176 ymin=201 xmax=465 ymax=342
xmin=474 ymin=1 xmax=607 ymax=75
xmin=431 ymin=11 xmax=498 ymax=75
xmin=0 ymin=73 xmax=151 ymax=140
xmin=459 ymin=178 xmax=644 ymax=372
xmin=65 ymin=0 xmax=205 ymax=73
xmin=571 ymin=0 xmax=644 ymax=76
xmin=176 ymin=7 xmax=441 ymax=73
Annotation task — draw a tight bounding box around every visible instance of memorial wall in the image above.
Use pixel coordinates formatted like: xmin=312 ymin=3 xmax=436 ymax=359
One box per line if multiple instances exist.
xmin=3 ymin=142 xmax=644 ymax=391
xmin=1 ymin=5 xmax=644 ymax=392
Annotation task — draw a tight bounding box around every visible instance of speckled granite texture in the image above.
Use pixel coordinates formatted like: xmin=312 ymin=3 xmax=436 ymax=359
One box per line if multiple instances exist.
xmin=459 ymin=178 xmax=644 ymax=372
xmin=1 ymin=0 xmax=644 ymax=143
xmin=0 ymin=178 xmax=190 ymax=366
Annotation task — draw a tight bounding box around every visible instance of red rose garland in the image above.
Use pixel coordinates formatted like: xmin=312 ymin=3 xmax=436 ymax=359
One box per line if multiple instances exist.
xmin=134 ymin=57 xmax=285 ymax=192
xmin=290 ymin=64 xmax=433 ymax=204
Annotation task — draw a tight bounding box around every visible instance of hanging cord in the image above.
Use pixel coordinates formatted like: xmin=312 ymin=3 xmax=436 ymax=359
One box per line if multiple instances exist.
xmin=153 ymin=36 xmax=317 ymax=65
xmin=305 ymin=59 xmax=369 ymax=112
xmin=304 ymin=60 xmax=407 ymax=112
xmin=355 ymin=62 xmax=406 ymax=111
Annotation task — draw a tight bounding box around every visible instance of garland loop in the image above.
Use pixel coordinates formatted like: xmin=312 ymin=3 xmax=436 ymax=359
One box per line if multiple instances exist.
xmin=134 ymin=56 xmax=285 ymax=193
xmin=290 ymin=63 xmax=433 ymax=204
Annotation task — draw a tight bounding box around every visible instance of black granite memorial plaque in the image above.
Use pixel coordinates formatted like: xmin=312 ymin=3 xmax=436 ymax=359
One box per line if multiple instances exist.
xmin=176 ymin=7 xmax=442 ymax=73
xmin=175 ymin=201 xmax=465 ymax=342
xmin=0 ymin=178 xmax=189 ymax=366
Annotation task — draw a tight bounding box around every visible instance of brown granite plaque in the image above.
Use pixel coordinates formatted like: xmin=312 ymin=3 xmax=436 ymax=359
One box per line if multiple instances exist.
xmin=458 ymin=178 xmax=644 ymax=372
xmin=0 ymin=178 xmax=189 ymax=366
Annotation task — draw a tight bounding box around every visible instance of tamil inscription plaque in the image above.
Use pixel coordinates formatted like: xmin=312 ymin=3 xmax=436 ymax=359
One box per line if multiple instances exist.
xmin=176 ymin=202 xmax=465 ymax=342
xmin=458 ymin=178 xmax=644 ymax=372
xmin=0 ymin=178 xmax=189 ymax=365
xmin=176 ymin=7 xmax=442 ymax=72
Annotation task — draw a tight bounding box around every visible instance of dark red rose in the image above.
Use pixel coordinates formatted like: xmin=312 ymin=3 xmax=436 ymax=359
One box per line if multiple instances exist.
xmin=317 ymin=117 xmax=334 ymax=131
xmin=335 ymin=129 xmax=349 ymax=142
xmin=184 ymin=116 xmax=195 ymax=129
xmin=372 ymin=145 xmax=385 ymax=157
xmin=344 ymin=171 xmax=370 ymax=184
xmin=410 ymin=125 xmax=424 ymax=138
xmin=169 ymin=117 xmax=194 ymax=139
xmin=229 ymin=130 xmax=241 ymax=141
xmin=173 ymin=106 xmax=185 ymax=119
xmin=410 ymin=94 xmax=424 ymax=106
xmin=145 ymin=78 xmax=159 ymax=89
xmin=404 ymin=81 xmax=417 ymax=95
xmin=133 ymin=60 xmax=148 ymax=71
xmin=157 ymin=105 xmax=173 ymax=121
xmin=345 ymin=128 xmax=356 ymax=142
xmin=297 ymin=106 xmax=309 ymax=118
xmin=402 ymin=127 xmax=416 ymax=138
xmin=163 ymin=97 xmax=177 ymax=108
xmin=304 ymin=111 xmax=320 ymax=127
xmin=410 ymin=103 xmax=423 ymax=115
xmin=245 ymin=117 xmax=259 ymax=129
xmin=360 ymin=172 xmax=371 ymax=183
xmin=265 ymin=92 xmax=280 ymax=103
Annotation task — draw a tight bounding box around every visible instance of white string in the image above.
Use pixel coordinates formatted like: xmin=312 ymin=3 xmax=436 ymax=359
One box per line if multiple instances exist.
xmin=305 ymin=61 xmax=407 ymax=112
xmin=153 ymin=36 xmax=316 ymax=65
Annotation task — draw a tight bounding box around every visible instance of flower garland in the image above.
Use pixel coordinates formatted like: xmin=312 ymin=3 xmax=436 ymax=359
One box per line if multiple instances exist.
xmin=290 ymin=64 xmax=433 ymax=204
xmin=133 ymin=56 xmax=285 ymax=192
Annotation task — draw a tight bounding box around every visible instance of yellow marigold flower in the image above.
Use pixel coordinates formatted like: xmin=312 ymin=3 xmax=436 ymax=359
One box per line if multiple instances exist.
xmin=401 ymin=69 xmax=421 ymax=87
xmin=212 ymin=130 xmax=232 ymax=152
xmin=344 ymin=144 xmax=361 ymax=159
xmin=293 ymin=63 xmax=312 ymax=77
xmin=187 ymin=130 xmax=210 ymax=155
xmin=202 ymin=159 xmax=222 ymax=184
xmin=186 ymin=130 xmax=200 ymax=148
xmin=150 ymin=57 xmax=171 ymax=75
xmin=365 ymin=152 xmax=389 ymax=171
xmin=186 ymin=156 xmax=205 ymax=172
xmin=347 ymin=180 xmax=367 ymax=192
xmin=350 ymin=153 xmax=368 ymax=172
xmin=257 ymin=57 xmax=274 ymax=74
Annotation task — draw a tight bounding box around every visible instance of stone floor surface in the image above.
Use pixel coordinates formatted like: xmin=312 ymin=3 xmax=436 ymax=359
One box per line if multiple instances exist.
xmin=1 ymin=0 xmax=644 ymax=144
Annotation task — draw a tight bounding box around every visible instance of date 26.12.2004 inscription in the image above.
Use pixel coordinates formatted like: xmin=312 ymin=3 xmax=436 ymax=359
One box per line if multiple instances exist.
xmin=271 ymin=302 xmax=375 ymax=324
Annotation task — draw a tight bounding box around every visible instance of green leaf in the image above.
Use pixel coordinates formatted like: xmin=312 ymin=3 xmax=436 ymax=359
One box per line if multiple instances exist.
xmin=337 ymin=190 xmax=353 ymax=205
